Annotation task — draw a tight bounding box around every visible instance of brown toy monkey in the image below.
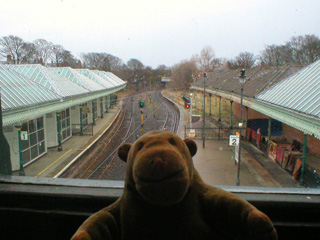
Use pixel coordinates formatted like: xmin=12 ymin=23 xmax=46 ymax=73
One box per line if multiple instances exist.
xmin=71 ymin=130 xmax=277 ymax=240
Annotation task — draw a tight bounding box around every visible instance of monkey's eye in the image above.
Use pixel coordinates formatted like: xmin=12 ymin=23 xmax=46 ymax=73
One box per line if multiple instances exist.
xmin=138 ymin=142 xmax=144 ymax=150
xmin=169 ymin=138 xmax=176 ymax=146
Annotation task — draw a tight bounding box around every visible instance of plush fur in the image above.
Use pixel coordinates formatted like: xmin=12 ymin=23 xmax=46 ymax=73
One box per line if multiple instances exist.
xmin=71 ymin=130 xmax=277 ymax=240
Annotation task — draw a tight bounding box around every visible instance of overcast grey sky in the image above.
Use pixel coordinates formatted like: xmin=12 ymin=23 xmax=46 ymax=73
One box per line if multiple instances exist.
xmin=1 ymin=0 xmax=320 ymax=68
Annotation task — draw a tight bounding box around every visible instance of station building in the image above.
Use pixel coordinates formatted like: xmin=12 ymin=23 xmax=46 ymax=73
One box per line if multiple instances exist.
xmin=0 ymin=64 xmax=126 ymax=172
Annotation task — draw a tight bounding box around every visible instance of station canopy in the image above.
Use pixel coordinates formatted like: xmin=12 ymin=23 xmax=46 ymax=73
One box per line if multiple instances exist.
xmin=92 ymin=70 xmax=126 ymax=86
xmin=76 ymin=69 xmax=116 ymax=89
xmin=257 ymin=60 xmax=320 ymax=119
xmin=0 ymin=64 xmax=60 ymax=110
xmin=51 ymin=67 xmax=107 ymax=92
xmin=9 ymin=64 xmax=89 ymax=98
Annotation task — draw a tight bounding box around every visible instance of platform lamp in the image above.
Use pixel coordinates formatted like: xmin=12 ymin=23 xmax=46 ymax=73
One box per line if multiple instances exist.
xmin=14 ymin=124 xmax=25 ymax=176
xmin=236 ymin=69 xmax=247 ymax=186
xmin=202 ymin=72 xmax=207 ymax=148
xmin=56 ymin=112 xmax=63 ymax=151
xmin=189 ymin=93 xmax=193 ymax=128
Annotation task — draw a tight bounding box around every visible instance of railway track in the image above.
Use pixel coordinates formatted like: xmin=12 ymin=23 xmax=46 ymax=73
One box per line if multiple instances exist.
xmin=59 ymin=90 xmax=180 ymax=180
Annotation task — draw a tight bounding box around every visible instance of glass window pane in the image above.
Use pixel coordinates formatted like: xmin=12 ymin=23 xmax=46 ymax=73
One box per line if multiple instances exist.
xmin=37 ymin=117 xmax=44 ymax=129
xmin=62 ymin=119 xmax=66 ymax=129
xmin=38 ymin=129 xmax=44 ymax=142
xmin=66 ymin=108 xmax=70 ymax=117
xmin=29 ymin=120 xmax=36 ymax=133
xmin=39 ymin=141 xmax=45 ymax=155
xmin=62 ymin=129 xmax=67 ymax=139
xmin=30 ymin=146 xmax=38 ymax=159
xmin=30 ymin=133 xmax=37 ymax=146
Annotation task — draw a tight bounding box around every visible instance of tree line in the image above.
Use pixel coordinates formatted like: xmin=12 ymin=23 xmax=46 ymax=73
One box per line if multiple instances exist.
xmin=0 ymin=35 xmax=172 ymax=86
xmin=1 ymin=34 xmax=320 ymax=89
xmin=169 ymin=34 xmax=320 ymax=89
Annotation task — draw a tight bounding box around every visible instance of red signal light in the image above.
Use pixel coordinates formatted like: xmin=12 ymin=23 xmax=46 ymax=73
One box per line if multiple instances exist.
xmin=185 ymin=103 xmax=190 ymax=109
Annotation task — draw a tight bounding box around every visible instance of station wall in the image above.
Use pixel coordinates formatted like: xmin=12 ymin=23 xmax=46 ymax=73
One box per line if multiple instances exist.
xmin=3 ymin=126 xmax=19 ymax=171
xmin=283 ymin=124 xmax=320 ymax=157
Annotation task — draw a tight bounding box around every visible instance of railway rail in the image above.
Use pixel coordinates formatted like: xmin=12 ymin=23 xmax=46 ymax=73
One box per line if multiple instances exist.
xmin=59 ymin=90 xmax=180 ymax=180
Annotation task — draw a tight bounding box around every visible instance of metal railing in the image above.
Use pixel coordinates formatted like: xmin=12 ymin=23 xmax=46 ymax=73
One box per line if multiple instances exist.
xmin=184 ymin=126 xmax=242 ymax=140
xmin=72 ymin=123 xmax=94 ymax=136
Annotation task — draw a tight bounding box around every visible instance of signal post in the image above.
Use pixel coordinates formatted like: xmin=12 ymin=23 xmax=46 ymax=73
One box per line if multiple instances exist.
xmin=139 ymin=99 xmax=145 ymax=131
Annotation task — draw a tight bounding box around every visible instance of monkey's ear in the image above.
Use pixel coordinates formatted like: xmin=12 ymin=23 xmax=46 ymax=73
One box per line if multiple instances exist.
xmin=118 ymin=143 xmax=132 ymax=162
xmin=183 ymin=138 xmax=197 ymax=157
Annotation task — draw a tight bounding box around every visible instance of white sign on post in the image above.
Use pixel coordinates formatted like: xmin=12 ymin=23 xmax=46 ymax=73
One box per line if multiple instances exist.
xmin=20 ymin=131 xmax=28 ymax=140
xmin=229 ymin=135 xmax=239 ymax=146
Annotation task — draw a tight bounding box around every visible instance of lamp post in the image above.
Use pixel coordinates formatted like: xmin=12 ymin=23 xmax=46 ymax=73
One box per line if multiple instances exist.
xmin=189 ymin=93 xmax=193 ymax=128
xmin=79 ymin=105 xmax=83 ymax=136
xmin=236 ymin=69 xmax=246 ymax=186
xmin=14 ymin=125 xmax=25 ymax=176
xmin=56 ymin=112 xmax=63 ymax=151
xmin=202 ymin=72 xmax=207 ymax=148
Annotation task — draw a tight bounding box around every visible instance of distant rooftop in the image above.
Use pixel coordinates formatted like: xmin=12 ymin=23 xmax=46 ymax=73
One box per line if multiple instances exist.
xmin=161 ymin=77 xmax=171 ymax=82
xmin=192 ymin=64 xmax=304 ymax=97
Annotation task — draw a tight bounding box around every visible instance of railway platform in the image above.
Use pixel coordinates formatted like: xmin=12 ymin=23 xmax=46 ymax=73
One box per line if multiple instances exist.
xmin=15 ymin=93 xmax=300 ymax=188
xmin=14 ymin=107 xmax=121 ymax=178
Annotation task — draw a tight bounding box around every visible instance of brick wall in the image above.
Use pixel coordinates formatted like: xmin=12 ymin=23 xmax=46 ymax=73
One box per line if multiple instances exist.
xmin=283 ymin=124 xmax=320 ymax=157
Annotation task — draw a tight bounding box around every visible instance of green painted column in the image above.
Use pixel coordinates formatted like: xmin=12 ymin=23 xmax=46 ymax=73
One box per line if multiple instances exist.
xmin=267 ymin=118 xmax=272 ymax=152
xmin=245 ymin=107 xmax=249 ymax=138
xmin=100 ymin=97 xmax=104 ymax=119
xmin=15 ymin=126 xmax=25 ymax=176
xmin=56 ymin=112 xmax=63 ymax=151
xmin=106 ymin=96 xmax=109 ymax=113
xmin=209 ymin=93 xmax=212 ymax=116
xmin=300 ymin=134 xmax=308 ymax=184
xmin=80 ymin=105 xmax=83 ymax=136
xmin=92 ymin=101 xmax=96 ymax=126
xmin=218 ymin=97 xmax=221 ymax=122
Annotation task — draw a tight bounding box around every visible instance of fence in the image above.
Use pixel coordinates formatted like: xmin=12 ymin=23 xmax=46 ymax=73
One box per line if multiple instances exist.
xmin=303 ymin=165 xmax=320 ymax=188
xmin=184 ymin=126 xmax=243 ymax=140
xmin=72 ymin=123 xmax=94 ymax=136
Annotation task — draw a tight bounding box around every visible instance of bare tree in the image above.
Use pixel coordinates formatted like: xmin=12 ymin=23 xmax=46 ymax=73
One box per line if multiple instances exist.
xmin=51 ymin=45 xmax=66 ymax=67
xmin=192 ymin=46 xmax=216 ymax=72
xmin=61 ymin=51 xmax=79 ymax=68
xmin=260 ymin=34 xmax=320 ymax=66
xmin=229 ymin=52 xmax=256 ymax=69
xmin=33 ymin=39 xmax=53 ymax=66
xmin=0 ymin=35 xmax=25 ymax=64
xmin=81 ymin=52 xmax=122 ymax=71
xmin=20 ymin=42 xmax=37 ymax=64
xmin=170 ymin=60 xmax=199 ymax=90
xmin=127 ymin=58 xmax=145 ymax=81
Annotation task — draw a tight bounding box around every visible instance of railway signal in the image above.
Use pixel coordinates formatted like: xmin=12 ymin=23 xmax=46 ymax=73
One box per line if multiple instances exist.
xmin=185 ymin=103 xmax=190 ymax=109
xmin=139 ymin=100 xmax=144 ymax=108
